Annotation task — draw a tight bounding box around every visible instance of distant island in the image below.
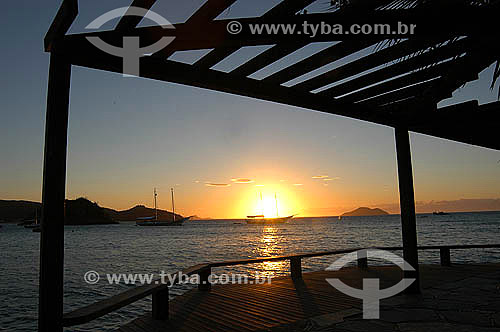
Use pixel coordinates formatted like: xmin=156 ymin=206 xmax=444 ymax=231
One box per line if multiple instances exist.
xmin=0 ymin=198 xmax=183 ymax=225
xmin=341 ymin=207 xmax=389 ymax=217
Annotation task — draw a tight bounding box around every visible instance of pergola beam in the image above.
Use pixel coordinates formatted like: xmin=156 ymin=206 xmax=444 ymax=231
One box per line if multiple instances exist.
xmin=409 ymin=101 xmax=500 ymax=150
xmin=192 ymin=0 xmax=315 ymax=69
xmin=229 ymin=41 xmax=309 ymax=77
xmin=62 ymin=43 xmax=396 ymax=126
xmin=114 ymin=0 xmax=157 ymax=32
xmin=293 ymin=36 xmax=454 ymax=92
xmin=319 ymin=37 xmax=472 ymax=98
xmin=44 ymin=0 xmax=78 ymax=52
xmin=337 ymin=59 xmax=458 ymax=104
xmin=357 ymin=78 xmax=441 ymax=108
xmin=163 ymin=0 xmax=237 ymax=60
xmin=263 ymin=39 xmax=378 ymax=85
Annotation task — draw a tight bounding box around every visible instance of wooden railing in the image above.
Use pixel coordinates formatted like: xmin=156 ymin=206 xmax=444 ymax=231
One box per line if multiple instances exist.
xmin=62 ymin=244 xmax=500 ymax=327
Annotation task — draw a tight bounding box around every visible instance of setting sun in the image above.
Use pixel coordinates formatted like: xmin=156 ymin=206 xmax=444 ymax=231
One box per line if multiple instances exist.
xmin=260 ymin=195 xmax=279 ymax=217
xmin=241 ymin=186 xmax=298 ymax=218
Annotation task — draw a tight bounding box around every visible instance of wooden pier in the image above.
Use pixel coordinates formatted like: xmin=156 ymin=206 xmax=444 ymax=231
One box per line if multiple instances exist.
xmin=116 ymin=263 xmax=500 ymax=332
xmin=61 ymin=245 xmax=500 ymax=331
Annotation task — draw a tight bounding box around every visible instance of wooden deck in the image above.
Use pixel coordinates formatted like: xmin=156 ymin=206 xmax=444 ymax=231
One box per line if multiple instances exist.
xmin=116 ymin=263 xmax=500 ymax=332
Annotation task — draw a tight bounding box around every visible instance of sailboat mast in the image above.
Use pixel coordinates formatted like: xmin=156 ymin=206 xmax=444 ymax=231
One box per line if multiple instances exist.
xmin=275 ymin=193 xmax=279 ymax=217
xmin=260 ymin=192 xmax=263 ymax=216
xmin=171 ymin=188 xmax=175 ymax=222
xmin=154 ymin=188 xmax=158 ymax=221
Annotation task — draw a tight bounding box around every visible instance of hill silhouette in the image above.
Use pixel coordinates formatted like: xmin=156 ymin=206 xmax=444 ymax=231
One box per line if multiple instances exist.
xmin=65 ymin=198 xmax=117 ymax=225
xmin=341 ymin=207 xmax=389 ymax=217
xmin=0 ymin=199 xmax=184 ymax=224
xmin=0 ymin=198 xmax=116 ymax=225
xmin=0 ymin=200 xmax=41 ymax=222
xmin=105 ymin=205 xmax=182 ymax=222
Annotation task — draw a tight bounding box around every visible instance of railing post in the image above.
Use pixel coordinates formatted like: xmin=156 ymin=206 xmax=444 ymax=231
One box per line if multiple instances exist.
xmin=357 ymin=249 xmax=368 ymax=269
xmin=152 ymin=287 xmax=169 ymax=320
xmin=440 ymin=248 xmax=451 ymax=266
xmin=290 ymin=257 xmax=302 ymax=280
xmin=198 ymin=267 xmax=212 ymax=291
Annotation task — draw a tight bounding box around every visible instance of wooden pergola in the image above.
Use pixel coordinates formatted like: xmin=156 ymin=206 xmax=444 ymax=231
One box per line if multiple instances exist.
xmin=40 ymin=0 xmax=500 ymax=331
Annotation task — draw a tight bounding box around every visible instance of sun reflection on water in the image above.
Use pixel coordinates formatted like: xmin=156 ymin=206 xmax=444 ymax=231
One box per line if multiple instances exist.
xmin=253 ymin=226 xmax=288 ymax=278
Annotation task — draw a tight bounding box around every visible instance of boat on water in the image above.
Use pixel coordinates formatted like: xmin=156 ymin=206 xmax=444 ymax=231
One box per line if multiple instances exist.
xmin=136 ymin=216 xmax=191 ymax=226
xmin=246 ymin=193 xmax=294 ymax=224
xmin=246 ymin=215 xmax=294 ymax=224
xmin=24 ymin=209 xmax=40 ymax=229
xmin=433 ymin=211 xmax=449 ymax=216
xmin=136 ymin=188 xmax=190 ymax=226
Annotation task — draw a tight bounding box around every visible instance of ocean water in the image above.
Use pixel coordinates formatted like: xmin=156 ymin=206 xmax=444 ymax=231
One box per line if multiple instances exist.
xmin=1 ymin=212 xmax=499 ymax=331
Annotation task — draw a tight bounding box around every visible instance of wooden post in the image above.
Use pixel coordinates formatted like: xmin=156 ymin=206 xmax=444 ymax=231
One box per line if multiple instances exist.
xmin=440 ymin=248 xmax=451 ymax=266
xmin=290 ymin=257 xmax=302 ymax=280
xmin=198 ymin=267 xmax=212 ymax=291
xmin=394 ymin=127 xmax=420 ymax=294
xmin=39 ymin=53 xmax=72 ymax=332
xmin=357 ymin=249 xmax=368 ymax=269
xmin=152 ymin=287 xmax=169 ymax=320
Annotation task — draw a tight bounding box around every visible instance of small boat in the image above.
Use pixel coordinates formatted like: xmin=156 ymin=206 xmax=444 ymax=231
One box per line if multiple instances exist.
xmin=136 ymin=216 xmax=191 ymax=226
xmin=136 ymin=188 xmax=190 ymax=226
xmin=246 ymin=215 xmax=294 ymax=224
xmin=24 ymin=209 xmax=40 ymax=229
xmin=433 ymin=211 xmax=449 ymax=216
xmin=246 ymin=193 xmax=294 ymax=224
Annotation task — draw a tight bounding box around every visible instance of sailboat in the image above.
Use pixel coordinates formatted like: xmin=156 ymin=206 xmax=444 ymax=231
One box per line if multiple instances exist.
xmin=136 ymin=188 xmax=191 ymax=226
xmin=24 ymin=209 xmax=40 ymax=229
xmin=246 ymin=193 xmax=294 ymax=224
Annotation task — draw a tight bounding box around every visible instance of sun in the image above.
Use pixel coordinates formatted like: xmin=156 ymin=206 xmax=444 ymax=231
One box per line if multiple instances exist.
xmin=235 ymin=183 xmax=300 ymax=218
xmin=260 ymin=196 xmax=279 ymax=218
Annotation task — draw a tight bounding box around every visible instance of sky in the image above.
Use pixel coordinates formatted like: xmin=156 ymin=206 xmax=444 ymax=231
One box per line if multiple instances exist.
xmin=1 ymin=0 xmax=499 ymax=218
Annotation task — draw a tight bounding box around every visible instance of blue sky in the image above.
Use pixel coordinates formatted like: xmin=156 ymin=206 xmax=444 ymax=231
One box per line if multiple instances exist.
xmin=1 ymin=0 xmax=499 ymax=218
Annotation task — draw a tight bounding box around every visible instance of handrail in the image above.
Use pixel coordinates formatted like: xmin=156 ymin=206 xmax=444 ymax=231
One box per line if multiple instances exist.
xmin=62 ymin=264 xmax=208 ymax=327
xmin=62 ymin=244 xmax=500 ymax=327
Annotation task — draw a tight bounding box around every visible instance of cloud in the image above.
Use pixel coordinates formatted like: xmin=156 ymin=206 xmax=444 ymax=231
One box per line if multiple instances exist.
xmin=323 ymin=177 xmax=340 ymax=181
xmin=312 ymin=175 xmax=329 ymax=179
xmin=255 ymin=184 xmax=265 ymax=187
xmin=194 ymin=180 xmax=200 ymax=183
xmin=231 ymin=178 xmax=254 ymax=184
xmin=293 ymin=183 xmax=303 ymax=186
xmin=205 ymin=183 xmax=231 ymax=187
